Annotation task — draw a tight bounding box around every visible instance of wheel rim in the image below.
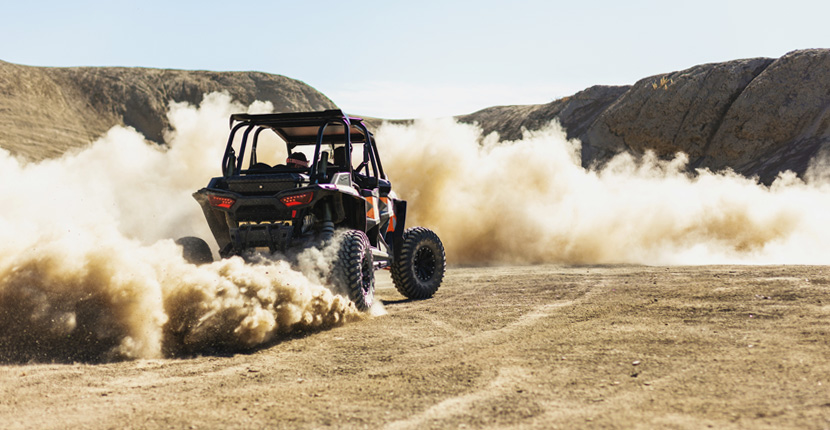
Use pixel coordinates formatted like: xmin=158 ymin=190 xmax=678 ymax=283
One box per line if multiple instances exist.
xmin=413 ymin=246 xmax=436 ymax=281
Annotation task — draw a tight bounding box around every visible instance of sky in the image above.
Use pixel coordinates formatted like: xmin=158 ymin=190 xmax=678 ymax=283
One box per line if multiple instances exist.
xmin=1 ymin=0 xmax=828 ymax=118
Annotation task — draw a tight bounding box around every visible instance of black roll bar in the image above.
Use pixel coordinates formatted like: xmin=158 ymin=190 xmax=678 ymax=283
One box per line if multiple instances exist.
xmin=353 ymin=122 xmax=385 ymax=180
xmin=310 ymin=117 xmax=351 ymax=183
xmin=235 ymin=125 xmax=256 ymax=172
xmin=249 ymin=126 xmax=267 ymax=168
xmin=222 ymin=122 xmax=249 ymax=176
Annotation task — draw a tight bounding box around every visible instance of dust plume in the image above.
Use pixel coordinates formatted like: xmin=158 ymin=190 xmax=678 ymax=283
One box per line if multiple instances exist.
xmin=377 ymin=119 xmax=830 ymax=265
xmin=5 ymin=94 xmax=828 ymax=362
xmin=0 ymin=93 xmax=361 ymax=363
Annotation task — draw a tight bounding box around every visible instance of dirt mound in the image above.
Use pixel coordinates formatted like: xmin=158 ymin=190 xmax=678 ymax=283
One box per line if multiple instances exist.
xmin=460 ymin=49 xmax=830 ymax=183
xmin=0 ymin=61 xmax=336 ymax=160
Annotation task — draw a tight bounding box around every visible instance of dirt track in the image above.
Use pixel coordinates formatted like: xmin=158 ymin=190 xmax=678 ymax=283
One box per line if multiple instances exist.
xmin=2 ymin=265 xmax=829 ymax=429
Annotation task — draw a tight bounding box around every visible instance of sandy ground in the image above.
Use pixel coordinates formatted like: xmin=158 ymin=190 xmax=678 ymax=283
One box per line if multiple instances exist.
xmin=1 ymin=265 xmax=829 ymax=429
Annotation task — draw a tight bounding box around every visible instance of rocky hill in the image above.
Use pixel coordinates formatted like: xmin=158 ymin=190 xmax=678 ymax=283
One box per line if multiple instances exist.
xmin=0 ymin=61 xmax=336 ymax=160
xmin=4 ymin=50 xmax=830 ymax=183
xmin=459 ymin=49 xmax=830 ymax=183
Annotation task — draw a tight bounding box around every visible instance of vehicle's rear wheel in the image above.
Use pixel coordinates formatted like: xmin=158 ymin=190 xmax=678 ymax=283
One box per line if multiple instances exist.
xmin=332 ymin=230 xmax=374 ymax=311
xmin=175 ymin=236 xmax=214 ymax=265
xmin=391 ymin=227 xmax=446 ymax=299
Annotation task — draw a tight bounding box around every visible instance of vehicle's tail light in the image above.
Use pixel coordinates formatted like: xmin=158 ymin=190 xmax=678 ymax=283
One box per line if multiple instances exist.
xmin=280 ymin=192 xmax=314 ymax=207
xmin=209 ymin=195 xmax=236 ymax=209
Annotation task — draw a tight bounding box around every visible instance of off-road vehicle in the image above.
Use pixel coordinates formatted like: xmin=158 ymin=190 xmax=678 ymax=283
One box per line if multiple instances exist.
xmin=181 ymin=109 xmax=445 ymax=310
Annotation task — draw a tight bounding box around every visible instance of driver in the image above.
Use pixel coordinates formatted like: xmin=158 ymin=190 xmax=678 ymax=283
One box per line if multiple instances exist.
xmin=286 ymin=152 xmax=309 ymax=168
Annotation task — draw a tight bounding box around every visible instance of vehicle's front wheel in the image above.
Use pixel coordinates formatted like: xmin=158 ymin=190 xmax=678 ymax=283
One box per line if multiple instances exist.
xmin=391 ymin=227 xmax=446 ymax=299
xmin=332 ymin=230 xmax=375 ymax=311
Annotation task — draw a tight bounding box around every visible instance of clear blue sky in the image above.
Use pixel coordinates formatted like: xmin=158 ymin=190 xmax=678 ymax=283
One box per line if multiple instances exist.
xmin=1 ymin=0 xmax=827 ymax=118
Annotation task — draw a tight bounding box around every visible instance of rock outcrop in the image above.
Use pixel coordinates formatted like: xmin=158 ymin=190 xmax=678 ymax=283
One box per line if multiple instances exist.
xmin=0 ymin=61 xmax=336 ymax=160
xmin=460 ymin=49 xmax=830 ymax=183
xmin=706 ymin=50 xmax=830 ymax=181
xmin=4 ymin=50 xmax=830 ymax=182
xmin=457 ymin=85 xmax=630 ymax=166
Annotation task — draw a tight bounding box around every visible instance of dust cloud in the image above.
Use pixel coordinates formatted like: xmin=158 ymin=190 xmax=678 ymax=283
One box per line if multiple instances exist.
xmin=0 ymin=93 xmax=360 ymax=363
xmin=4 ymin=92 xmax=830 ymax=362
xmin=377 ymin=119 xmax=830 ymax=265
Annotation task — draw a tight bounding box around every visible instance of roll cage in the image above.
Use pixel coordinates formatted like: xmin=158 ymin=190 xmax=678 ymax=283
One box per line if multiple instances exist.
xmin=221 ymin=109 xmax=386 ymax=187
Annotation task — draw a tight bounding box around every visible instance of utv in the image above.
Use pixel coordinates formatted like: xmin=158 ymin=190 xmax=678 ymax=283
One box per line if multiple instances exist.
xmin=183 ymin=109 xmax=446 ymax=310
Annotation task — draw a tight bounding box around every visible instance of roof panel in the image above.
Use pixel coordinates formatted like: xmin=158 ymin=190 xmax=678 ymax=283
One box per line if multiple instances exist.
xmin=231 ymin=110 xmax=368 ymax=145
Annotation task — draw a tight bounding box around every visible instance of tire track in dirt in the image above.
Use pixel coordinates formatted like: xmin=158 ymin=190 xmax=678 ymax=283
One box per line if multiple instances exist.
xmin=379 ymin=283 xmax=601 ymax=429
xmin=381 ymin=277 xmax=601 ymax=365
xmin=386 ymin=301 xmax=577 ymax=363
xmin=104 ymin=361 xmax=254 ymax=390
xmin=383 ymin=366 xmax=538 ymax=430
